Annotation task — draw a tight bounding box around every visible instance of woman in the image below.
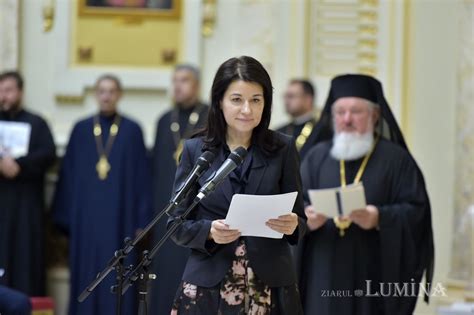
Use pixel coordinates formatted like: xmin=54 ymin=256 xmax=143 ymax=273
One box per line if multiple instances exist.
xmin=168 ymin=56 xmax=306 ymax=314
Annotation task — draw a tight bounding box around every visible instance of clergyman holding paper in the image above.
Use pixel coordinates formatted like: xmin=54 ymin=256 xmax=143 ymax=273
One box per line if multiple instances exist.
xmin=299 ymin=74 xmax=434 ymax=315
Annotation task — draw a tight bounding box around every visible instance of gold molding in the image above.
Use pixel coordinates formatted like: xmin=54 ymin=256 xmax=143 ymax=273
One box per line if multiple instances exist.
xmin=307 ymin=0 xmax=379 ymax=79
xmin=202 ymin=0 xmax=216 ymax=37
xmin=55 ymin=94 xmax=85 ymax=104
xmin=72 ymin=0 xmax=183 ymax=67
xmin=43 ymin=0 xmax=55 ymax=32
xmin=385 ymin=0 xmax=395 ymax=106
xmin=77 ymin=0 xmax=181 ymax=19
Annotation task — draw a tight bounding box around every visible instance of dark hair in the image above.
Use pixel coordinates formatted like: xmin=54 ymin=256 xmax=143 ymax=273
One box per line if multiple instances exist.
xmin=290 ymin=79 xmax=315 ymax=99
xmin=95 ymin=74 xmax=123 ymax=91
xmin=175 ymin=63 xmax=201 ymax=83
xmin=199 ymin=56 xmax=282 ymax=155
xmin=0 ymin=71 xmax=24 ymax=91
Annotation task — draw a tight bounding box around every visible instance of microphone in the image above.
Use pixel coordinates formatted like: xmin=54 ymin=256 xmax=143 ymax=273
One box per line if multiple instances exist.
xmin=170 ymin=150 xmax=216 ymax=206
xmin=195 ymin=147 xmax=248 ymax=202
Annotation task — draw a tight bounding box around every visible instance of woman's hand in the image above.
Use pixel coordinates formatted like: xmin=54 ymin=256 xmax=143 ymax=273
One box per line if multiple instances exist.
xmin=266 ymin=213 xmax=298 ymax=235
xmin=209 ymin=220 xmax=241 ymax=244
xmin=305 ymin=206 xmax=328 ymax=231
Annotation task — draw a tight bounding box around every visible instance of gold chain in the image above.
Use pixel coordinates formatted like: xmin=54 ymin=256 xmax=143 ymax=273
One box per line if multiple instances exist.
xmin=170 ymin=105 xmax=204 ymax=164
xmin=334 ymin=135 xmax=380 ymax=236
xmin=295 ymin=121 xmax=314 ymax=152
xmin=93 ymin=114 xmax=121 ymax=180
xmin=339 ymin=140 xmax=377 ymax=187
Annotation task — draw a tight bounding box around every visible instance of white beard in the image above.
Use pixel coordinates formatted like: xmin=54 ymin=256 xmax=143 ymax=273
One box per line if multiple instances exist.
xmin=330 ymin=131 xmax=374 ymax=161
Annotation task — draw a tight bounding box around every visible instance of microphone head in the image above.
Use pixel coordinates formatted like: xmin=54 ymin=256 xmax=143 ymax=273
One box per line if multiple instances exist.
xmin=229 ymin=147 xmax=248 ymax=165
xmin=197 ymin=150 xmax=216 ymax=169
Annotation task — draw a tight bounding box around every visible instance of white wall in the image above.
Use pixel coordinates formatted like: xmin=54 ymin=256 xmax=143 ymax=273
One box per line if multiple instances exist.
xmin=407 ymin=1 xmax=459 ymax=314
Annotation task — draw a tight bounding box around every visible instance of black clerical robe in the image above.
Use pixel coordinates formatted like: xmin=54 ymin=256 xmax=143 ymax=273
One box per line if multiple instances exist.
xmin=0 ymin=109 xmax=56 ymax=296
xmin=150 ymin=104 xmax=208 ymax=315
xmin=299 ymin=139 xmax=431 ymax=315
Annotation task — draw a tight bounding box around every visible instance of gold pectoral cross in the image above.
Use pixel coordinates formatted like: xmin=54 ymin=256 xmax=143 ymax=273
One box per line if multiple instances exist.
xmin=96 ymin=155 xmax=111 ymax=180
xmin=333 ymin=217 xmax=352 ymax=237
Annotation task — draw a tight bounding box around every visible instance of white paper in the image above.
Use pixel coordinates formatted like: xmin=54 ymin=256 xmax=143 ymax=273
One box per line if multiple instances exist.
xmin=308 ymin=183 xmax=367 ymax=217
xmin=340 ymin=184 xmax=366 ymax=213
xmin=0 ymin=121 xmax=31 ymax=158
xmin=307 ymin=187 xmax=338 ymax=217
xmin=224 ymin=191 xmax=298 ymax=239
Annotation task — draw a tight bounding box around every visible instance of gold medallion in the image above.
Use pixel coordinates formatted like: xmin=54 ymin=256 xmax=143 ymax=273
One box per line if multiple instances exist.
xmin=189 ymin=112 xmax=199 ymax=124
xmin=96 ymin=155 xmax=111 ymax=180
xmin=110 ymin=124 xmax=119 ymax=136
xmin=93 ymin=125 xmax=101 ymax=136
xmin=170 ymin=122 xmax=180 ymax=133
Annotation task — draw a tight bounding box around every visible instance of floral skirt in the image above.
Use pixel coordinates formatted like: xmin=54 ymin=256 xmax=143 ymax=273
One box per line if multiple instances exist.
xmin=171 ymin=240 xmax=302 ymax=315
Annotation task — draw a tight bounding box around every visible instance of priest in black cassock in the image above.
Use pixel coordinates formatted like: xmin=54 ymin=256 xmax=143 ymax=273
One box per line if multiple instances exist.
xmin=52 ymin=74 xmax=153 ymax=315
xmin=299 ymin=74 xmax=434 ymax=315
xmin=0 ymin=71 xmax=56 ymax=296
xmin=276 ymin=79 xmax=319 ymax=159
xmin=150 ymin=64 xmax=208 ymax=315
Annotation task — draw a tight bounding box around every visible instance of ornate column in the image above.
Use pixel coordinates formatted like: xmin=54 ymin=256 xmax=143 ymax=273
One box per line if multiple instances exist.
xmin=449 ymin=0 xmax=474 ymax=300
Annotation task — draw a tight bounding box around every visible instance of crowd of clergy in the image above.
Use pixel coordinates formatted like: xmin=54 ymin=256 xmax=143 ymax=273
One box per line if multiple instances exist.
xmin=0 ymin=59 xmax=434 ymax=315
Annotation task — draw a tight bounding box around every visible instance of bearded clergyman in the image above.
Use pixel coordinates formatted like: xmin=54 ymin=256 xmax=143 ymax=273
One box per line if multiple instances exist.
xmin=299 ymin=74 xmax=434 ymax=315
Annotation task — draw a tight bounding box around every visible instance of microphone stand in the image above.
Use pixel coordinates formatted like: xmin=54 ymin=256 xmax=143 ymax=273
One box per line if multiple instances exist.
xmin=78 ymin=152 xmax=214 ymax=314
xmin=78 ymin=149 xmax=239 ymax=315
xmin=119 ymin=197 xmax=202 ymax=315
xmin=77 ymin=200 xmax=178 ymax=315
xmin=119 ymin=147 xmax=247 ymax=315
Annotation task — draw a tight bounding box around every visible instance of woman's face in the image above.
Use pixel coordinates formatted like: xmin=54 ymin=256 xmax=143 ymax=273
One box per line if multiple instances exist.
xmin=220 ymin=80 xmax=265 ymax=136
